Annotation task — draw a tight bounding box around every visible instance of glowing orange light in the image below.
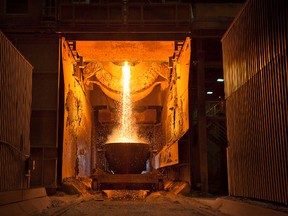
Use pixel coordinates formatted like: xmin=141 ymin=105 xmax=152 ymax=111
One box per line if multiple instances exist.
xmin=106 ymin=61 xmax=146 ymax=144
xmin=120 ymin=61 xmax=133 ymax=141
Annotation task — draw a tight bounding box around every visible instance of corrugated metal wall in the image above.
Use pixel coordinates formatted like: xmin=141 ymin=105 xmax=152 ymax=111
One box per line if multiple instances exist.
xmin=0 ymin=31 xmax=33 ymax=192
xmin=222 ymin=0 xmax=287 ymax=205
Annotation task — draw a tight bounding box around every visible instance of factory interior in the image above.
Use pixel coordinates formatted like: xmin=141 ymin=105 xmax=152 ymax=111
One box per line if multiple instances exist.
xmin=0 ymin=0 xmax=287 ymax=215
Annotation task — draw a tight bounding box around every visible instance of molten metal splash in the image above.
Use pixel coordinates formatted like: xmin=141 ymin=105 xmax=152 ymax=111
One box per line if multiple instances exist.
xmin=107 ymin=62 xmax=146 ymax=143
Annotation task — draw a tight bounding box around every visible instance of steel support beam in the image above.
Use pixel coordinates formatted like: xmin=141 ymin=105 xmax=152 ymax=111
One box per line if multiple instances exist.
xmin=196 ymin=39 xmax=208 ymax=193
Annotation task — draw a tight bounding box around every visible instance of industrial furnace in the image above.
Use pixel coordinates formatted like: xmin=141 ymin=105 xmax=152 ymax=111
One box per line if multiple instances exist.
xmin=61 ymin=38 xmax=190 ymax=191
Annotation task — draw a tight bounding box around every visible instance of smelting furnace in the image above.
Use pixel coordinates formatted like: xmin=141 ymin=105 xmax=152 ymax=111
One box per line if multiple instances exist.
xmin=61 ymin=38 xmax=190 ymax=190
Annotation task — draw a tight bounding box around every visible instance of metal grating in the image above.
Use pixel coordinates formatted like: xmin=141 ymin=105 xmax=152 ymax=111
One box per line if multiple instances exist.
xmin=222 ymin=0 xmax=288 ymax=205
xmin=0 ymin=31 xmax=33 ymax=192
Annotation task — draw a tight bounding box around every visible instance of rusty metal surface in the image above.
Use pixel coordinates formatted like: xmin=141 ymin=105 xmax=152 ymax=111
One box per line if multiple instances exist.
xmin=91 ymin=173 xmax=163 ymax=191
xmin=61 ymin=39 xmax=92 ymax=180
xmin=222 ymin=0 xmax=288 ymax=205
xmin=0 ymin=31 xmax=32 ymax=192
xmin=155 ymin=142 xmax=179 ymax=169
xmin=105 ymin=142 xmax=150 ymax=174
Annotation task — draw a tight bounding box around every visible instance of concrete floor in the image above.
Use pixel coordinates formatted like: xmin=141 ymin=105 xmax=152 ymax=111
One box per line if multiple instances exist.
xmin=33 ymin=191 xmax=288 ymax=216
xmin=35 ymin=191 xmax=225 ymax=216
xmin=1 ymin=181 xmax=287 ymax=216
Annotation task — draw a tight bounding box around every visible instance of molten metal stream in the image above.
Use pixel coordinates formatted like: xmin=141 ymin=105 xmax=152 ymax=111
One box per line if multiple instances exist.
xmin=119 ymin=61 xmax=134 ymax=142
xmin=106 ymin=61 xmax=146 ymax=144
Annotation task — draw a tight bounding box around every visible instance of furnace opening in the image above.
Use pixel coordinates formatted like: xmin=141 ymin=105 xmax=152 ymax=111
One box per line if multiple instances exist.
xmin=61 ymin=38 xmax=190 ymax=188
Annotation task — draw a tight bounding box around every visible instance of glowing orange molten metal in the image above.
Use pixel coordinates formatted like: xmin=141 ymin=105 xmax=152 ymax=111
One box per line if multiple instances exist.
xmin=106 ymin=62 xmax=146 ymax=143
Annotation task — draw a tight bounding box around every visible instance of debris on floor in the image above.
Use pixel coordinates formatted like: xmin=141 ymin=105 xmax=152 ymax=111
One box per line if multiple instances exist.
xmin=103 ymin=190 xmax=149 ymax=201
xmin=164 ymin=180 xmax=191 ymax=195
xmin=61 ymin=177 xmax=93 ymax=195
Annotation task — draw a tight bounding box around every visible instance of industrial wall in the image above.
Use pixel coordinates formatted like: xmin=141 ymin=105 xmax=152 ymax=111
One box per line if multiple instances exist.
xmin=0 ymin=31 xmax=32 ymax=191
xmin=158 ymin=38 xmax=191 ymax=184
xmin=7 ymin=34 xmax=61 ymax=191
xmin=0 ymin=0 xmax=62 ymax=192
xmin=61 ymin=39 xmax=92 ymax=179
xmin=222 ymin=0 xmax=287 ymax=205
